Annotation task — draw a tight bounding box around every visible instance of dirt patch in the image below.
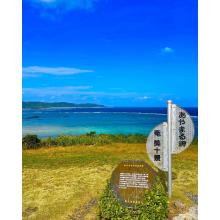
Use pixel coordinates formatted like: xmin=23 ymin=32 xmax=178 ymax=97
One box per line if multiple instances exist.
xmin=22 ymin=206 xmax=38 ymax=218
xmin=68 ymin=198 xmax=98 ymax=220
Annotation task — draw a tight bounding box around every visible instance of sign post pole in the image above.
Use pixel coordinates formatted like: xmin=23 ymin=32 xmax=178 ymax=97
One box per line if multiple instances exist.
xmin=167 ymin=100 xmax=172 ymax=197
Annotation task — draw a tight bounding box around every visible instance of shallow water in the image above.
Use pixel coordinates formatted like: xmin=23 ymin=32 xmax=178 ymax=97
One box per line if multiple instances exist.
xmin=22 ymin=107 xmax=198 ymax=138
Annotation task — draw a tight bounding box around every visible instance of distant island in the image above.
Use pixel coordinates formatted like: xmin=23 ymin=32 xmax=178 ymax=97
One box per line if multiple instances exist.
xmin=23 ymin=101 xmax=105 ymax=109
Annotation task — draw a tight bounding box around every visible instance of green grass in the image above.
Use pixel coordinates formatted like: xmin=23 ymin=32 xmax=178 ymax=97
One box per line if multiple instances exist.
xmin=22 ymin=133 xmax=147 ymax=149
xmin=22 ymin=142 xmax=198 ymax=220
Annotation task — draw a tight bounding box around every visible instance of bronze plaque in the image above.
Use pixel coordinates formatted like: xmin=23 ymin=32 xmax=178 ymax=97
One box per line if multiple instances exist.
xmin=110 ymin=160 xmax=157 ymax=207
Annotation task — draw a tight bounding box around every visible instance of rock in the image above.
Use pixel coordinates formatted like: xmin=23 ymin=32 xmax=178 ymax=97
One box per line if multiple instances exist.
xmin=174 ymin=200 xmax=186 ymax=210
xmin=185 ymin=192 xmax=198 ymax=204
xmin=172 ymin=205 xmax=198 ymax=220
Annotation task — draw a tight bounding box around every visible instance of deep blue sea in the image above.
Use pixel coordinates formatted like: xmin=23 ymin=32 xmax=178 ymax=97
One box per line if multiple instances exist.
xmin=22 ymin=107 xmax=198 ymax=138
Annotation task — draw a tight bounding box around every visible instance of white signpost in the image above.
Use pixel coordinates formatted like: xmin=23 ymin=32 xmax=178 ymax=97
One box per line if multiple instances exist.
xmin=171 ymin=104 xmax=195 ymax=154
xmin=146 ymin=100 xmax=195 ymax=197
xmin=146 ymin=122 xmax=168 ymax=171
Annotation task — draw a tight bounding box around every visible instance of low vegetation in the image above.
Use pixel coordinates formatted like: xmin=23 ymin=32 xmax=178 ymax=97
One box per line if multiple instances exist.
xmin=22 ymin=133 xmax=147 ymax=149
xmin=22 ymin=140 xmax=197 ymax=220
xmin=99 ymin=178 xmax=168 ymax=220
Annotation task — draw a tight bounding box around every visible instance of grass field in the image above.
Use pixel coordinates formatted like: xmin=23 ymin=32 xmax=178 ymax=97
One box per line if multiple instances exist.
xmin=22 ymin=142 xmax=198 ymax=220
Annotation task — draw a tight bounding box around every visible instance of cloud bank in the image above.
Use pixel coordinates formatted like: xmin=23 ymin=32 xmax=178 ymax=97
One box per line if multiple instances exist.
xmin=23 ymin=86 xmax=92 ymax=95
xmin=22 ymin=86 xmax=137 ymax=97
xmin=23 ymin=66 xmax=94 ymax=77
xmin=27 ymin=0 xmax=101 ymax=12
xmin=22 ymin=86 xmax=154 ymax=105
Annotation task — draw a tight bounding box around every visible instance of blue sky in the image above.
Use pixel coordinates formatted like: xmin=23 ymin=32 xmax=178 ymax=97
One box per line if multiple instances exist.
xmin=22 ymin=0 xmax=198 ymax=107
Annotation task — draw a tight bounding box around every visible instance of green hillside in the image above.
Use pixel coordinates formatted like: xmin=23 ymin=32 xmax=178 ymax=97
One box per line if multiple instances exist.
xmin=22 ymin=101 xmax=105 ymax=109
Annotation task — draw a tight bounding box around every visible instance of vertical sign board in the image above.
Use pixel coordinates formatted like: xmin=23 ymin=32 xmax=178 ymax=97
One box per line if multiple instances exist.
xmin=146 ymin=122 xmax=168 ymax=171
xmin=146 ymin=101 xmax=195 ymax=197
xmin=110 ymin=160 xmax=157 ymax=207
xmin=171 ymin=104 xmax=195 ymax=154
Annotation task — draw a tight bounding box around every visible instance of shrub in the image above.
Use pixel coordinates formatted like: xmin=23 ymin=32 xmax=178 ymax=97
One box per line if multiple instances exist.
xmin=98 ymin=177 xmax=168 ymax=220
xmin=22 ymin=134 xmax=41 ymax=149
xmin=22 ymin=133 xmax=197 ymax=149
xmin=86 ymin=131 xmax=97 ymax=137
xmin=39 ymin=134 xmax=146 ymax=148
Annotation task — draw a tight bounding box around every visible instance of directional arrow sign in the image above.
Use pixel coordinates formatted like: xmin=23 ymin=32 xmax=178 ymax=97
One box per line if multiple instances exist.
xmin=146 ymin=122 xmax=168 ymax=171
xmin=171 ymin=104 xmax=195 ymax=154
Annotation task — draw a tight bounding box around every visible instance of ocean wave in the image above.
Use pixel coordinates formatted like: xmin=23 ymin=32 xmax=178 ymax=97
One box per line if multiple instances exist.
xmin=22 ymin=111 xmax=198 ymax=117
xmin=191 ymin=115 xmax=198 ymax=118
xmin=137 ymin=112 xmax=167 ymax=116
xmin=58 ymin=111 xmax=167 ymax=115
xmin=58 ymin=111 xmax=198 ymax=117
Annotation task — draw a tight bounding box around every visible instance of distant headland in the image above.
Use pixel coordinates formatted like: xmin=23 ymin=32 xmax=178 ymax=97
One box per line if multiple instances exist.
xmin=22 ymin=101 xmax=105 ymax=109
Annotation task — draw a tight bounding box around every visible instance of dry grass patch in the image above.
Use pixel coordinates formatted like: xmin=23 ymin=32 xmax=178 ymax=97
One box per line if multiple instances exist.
xmin=23 ymin=165 xmax=112 ymax=220
xmin=23 ymin=143 xmax=197 ymax=219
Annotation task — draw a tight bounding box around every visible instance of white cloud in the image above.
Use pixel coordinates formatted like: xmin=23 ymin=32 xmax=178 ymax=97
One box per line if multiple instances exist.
xmin=161 ymin=47 xmax=174 ymax=53
xmin=23 ymin=86 xmax=92 ymax=95
xmin=26 ymin=0 xmax=105 ymax=20
xmin=137 ymin=96 xmax=151 ymax=100
xmin=22 ymin=86 xmax=138 ymax=98
xmin=142 ymin=96 xmax=150 ymax=100
xmin=29 ymin=0 xmax=100 ymax=11
xmin=22 ymin=66 xmax=94 ymax=77
xmin=23 ymin=86 xmax=154 ymax=104
xmin=38 ymin=0 xmax=55 ymax=3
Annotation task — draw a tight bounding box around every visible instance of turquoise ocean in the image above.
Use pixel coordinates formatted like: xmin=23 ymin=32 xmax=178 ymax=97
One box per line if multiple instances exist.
xmin=22 ymin=107 xmax=198 ymax=138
